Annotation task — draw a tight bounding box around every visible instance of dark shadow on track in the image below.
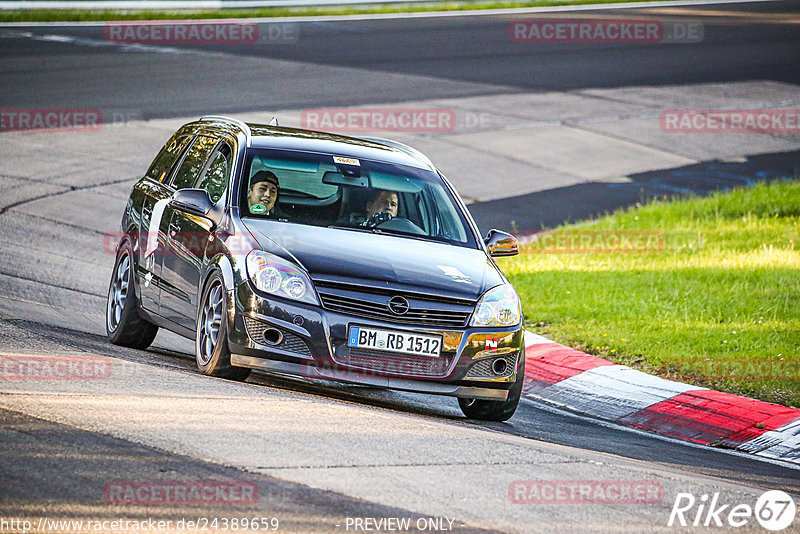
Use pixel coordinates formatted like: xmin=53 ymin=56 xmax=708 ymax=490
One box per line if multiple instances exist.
xmin=5 ymin=317 xmax=798 ymax=496
xmin=468 ymin=150 xmax=800 ymax=235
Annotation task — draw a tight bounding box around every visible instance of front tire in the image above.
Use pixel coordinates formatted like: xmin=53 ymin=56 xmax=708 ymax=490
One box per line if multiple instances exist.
xmin=195 ymin=272 xmax=251 ymax=381
xmin=459 ymin=353 xmax=525 ymax=422
xmin=106 ymin=242 xmax=158 ymax=349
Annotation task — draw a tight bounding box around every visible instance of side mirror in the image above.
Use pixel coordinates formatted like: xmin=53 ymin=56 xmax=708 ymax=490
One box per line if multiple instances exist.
xmin=170 ymin=189 xmax=214 ymax=218
xmin=484 ymin=229 xmax=519 ymax=257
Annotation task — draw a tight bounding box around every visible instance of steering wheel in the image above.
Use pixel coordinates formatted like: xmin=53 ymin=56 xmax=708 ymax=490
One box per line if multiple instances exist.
xmin=364 ymin=211 xmax=394 ymax=228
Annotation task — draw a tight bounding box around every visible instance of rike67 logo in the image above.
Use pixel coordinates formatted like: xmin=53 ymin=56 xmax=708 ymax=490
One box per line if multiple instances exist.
xmin=668 ymin=490 xmax=796 ymax=531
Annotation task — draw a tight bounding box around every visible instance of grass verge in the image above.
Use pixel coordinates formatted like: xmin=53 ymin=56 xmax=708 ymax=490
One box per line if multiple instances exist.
xmin=497 ymin=180 xmax=800 ymax=407
xmin=1 ymin=0 xmax=674 ymax=23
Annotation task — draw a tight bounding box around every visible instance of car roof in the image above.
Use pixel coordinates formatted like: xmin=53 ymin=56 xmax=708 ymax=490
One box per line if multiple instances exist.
xmin=194 ymin=116 xmax=436 ymax=172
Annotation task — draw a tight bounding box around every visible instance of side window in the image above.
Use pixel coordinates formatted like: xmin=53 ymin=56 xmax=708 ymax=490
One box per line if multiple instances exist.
xmin=196 ymin=142 xmax=232 ymax=204
xmin=145 ymin=133 xmax=193 ymax=182
xmin=171 ymin=135 xmax=218 ymax=190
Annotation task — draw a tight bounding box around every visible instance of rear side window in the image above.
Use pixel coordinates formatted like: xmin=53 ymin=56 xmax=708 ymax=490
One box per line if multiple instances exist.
xmin=145 ymin=133 xmax=193 ymax=182
xmin=171 ymin=135 xmax=218 ymax=190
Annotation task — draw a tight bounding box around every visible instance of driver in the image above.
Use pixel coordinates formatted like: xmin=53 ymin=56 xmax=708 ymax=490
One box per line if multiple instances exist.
xmin=363 ymin=189 xmax=398 ymax=227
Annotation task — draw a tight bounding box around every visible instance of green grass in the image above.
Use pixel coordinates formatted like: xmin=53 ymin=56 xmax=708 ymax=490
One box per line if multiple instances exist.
xmin=498 ymin=180 xmax=800 ymax=407
xmin=0 ymin=0 xmax=679 ymax=22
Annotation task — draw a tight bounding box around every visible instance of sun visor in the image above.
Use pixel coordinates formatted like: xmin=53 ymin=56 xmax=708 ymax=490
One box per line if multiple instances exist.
xmin=368 ymin=171 xmax=422 ymax=193
xmin=322 ymin=171 xmax=368 ymax=188
xmin=258 ymin=156 xmax=319 ymax=173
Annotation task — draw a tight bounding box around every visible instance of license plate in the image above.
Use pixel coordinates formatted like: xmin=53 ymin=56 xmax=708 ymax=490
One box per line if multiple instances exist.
xmin=348 ymin=326 xmax=442 ymax=357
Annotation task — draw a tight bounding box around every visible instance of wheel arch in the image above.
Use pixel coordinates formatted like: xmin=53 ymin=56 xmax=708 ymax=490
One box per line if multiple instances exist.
xmin=199 ymin=254 xmax=238 ymax=335
xmin=202 ymin=253 xmax=236 ymax=292
xmin=113 ymin=229 xmax=143 ymax=302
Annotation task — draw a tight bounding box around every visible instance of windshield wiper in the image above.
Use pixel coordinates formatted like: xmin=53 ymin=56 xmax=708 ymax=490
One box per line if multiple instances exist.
xmin=327 ymin=224 xmax=451 ymax=244
xmin=380 ymin=230 xmax=450 ymax=243
xmin=327 ymin=224 xmax=375 ymax=233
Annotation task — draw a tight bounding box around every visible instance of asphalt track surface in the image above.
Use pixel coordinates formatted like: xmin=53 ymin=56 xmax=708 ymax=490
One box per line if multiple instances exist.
xmin=1 ymin=0 xmax=799 ymax=116
xmin=1 ymin=1 xmax=800 ymax=531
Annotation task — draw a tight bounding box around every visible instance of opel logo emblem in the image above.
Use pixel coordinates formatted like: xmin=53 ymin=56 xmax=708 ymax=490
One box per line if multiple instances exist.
xmin=387 ymin=296 xmax=410 ymax=315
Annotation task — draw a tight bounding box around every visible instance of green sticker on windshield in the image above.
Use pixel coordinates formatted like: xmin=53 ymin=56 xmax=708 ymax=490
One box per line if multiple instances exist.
xmin=250 ymin=204 xmax=267 ymax=214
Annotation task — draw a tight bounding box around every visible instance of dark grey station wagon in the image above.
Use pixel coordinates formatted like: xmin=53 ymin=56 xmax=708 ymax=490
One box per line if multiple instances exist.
xmin=106 ymin=116 xmax=525 ymax=421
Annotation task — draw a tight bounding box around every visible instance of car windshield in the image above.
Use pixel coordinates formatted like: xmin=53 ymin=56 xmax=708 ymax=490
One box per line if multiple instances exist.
xmin=240 ymin=148 xmax=477 ymax=248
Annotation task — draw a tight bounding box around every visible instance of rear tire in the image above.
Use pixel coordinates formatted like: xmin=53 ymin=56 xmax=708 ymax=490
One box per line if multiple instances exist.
xmin=106 ymin=242 xmax=158 ymax=349
xmin=195 ymin=272 xmax=251 ymax=381
xmin=459 ymin=353 xmax=525 ymax=422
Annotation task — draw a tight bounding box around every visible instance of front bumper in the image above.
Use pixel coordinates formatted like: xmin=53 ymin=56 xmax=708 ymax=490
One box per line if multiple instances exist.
xmin=226 ymin=282 xmax=525 ymax=400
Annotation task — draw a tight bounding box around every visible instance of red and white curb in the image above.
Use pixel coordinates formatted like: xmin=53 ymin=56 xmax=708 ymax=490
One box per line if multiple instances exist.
xmin=522 ymin=331 xmax=800 ymax=465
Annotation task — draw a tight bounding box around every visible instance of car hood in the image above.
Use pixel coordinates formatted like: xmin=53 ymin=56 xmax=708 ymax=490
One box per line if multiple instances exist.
xmin=242 ymin=220 xmax=504 ymax=300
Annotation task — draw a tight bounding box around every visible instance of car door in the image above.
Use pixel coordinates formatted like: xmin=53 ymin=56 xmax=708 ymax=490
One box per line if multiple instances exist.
xmin=159 ymin=135 xmax=231 ymax=331
xmin=135 ymin=129 xmax=195 ymax=314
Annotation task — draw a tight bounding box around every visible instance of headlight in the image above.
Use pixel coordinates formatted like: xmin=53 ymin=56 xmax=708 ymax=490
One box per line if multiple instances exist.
xmin=470 ymin=284 xmax=521 ymax=327
xmin=245 ymin=251 xmax=319 ymax=305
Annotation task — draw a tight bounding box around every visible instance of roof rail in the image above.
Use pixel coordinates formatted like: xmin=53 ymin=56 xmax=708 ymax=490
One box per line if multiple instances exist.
xmin=199 ymin=115 xmax=252 ymax=147
xmin=358 ymin=136 xmax=435 ymax=170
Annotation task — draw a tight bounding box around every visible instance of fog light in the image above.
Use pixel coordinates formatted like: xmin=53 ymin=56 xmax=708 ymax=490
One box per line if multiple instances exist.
xmin=492 ymin=358 xmax=507 ymax=376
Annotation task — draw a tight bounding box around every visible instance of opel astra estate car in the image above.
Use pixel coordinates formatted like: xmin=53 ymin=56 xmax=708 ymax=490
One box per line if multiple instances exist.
xmin=106 ymin=116 xmax=525 ymax=421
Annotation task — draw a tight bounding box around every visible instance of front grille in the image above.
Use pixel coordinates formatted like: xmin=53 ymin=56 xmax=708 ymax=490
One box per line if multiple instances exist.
xmin=315 ymin=281 xmax=474 ymax=329
xmin=343 ymin=347 xmax=455 ymax=377
xmin=243 ymin=317 xmax=312 ymax=357
xmin=465 ymin=353 xmax=519 ymax=379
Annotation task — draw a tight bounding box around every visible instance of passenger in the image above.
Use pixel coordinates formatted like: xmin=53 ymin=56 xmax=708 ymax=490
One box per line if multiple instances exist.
xmin=247 ymin=171 xmax=282 ymax=216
